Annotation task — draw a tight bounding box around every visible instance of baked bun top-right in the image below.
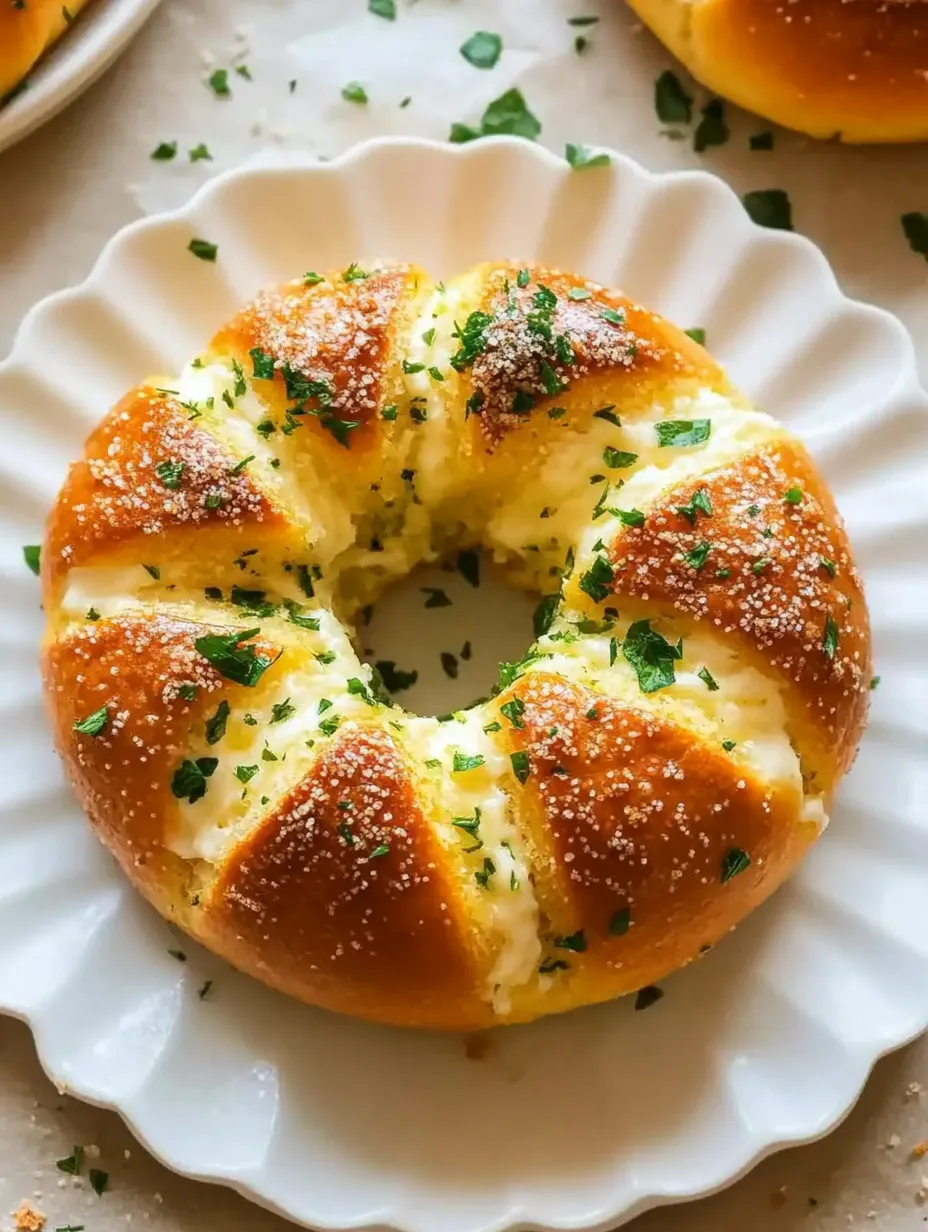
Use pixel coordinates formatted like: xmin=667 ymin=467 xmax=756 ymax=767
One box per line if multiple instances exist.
xmin=627 ymin=0 xmax=928 ymax=142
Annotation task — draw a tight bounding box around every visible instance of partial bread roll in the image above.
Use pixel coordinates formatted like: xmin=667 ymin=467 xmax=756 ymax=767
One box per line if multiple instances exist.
xmin=41 ymin=261 xmax=872 ymax=1029
xmin=628 ymin=0 xmax=928 ymax=142
xmin=0 ymin=0 xmax=91 ymax=102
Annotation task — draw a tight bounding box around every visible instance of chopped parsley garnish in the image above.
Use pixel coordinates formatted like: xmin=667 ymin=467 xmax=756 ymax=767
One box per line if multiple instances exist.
xmin=569 ymin=287 xmax=592 ymax=301
xmin=171 ymin=757 xmax=218 ymax=804
xmin=609 ymin=636 xmax=618 ymax=665
xmin=823 ymin=613 xmax=840 ymax=659
xmin=342 ymin=261 xmax=370 ymax=282
xmin=188 ymin=238 xmax=218 ymax=262
xmin=616 ymin=508 xmax=645 ymax=528
xmin=369 ymin=843 xmax=390 ymax=858
xmin=750 ymin=132 xmax=774 ymax=151
xmin=697 ymin=665 xmax=719 ymax=691
xmin=250 ymin=347 xmax=276 ymax=379
xmin=721 ymin=846 xmax=751 ymax=882
xmin=319 ymin=715 xmax=341 ymax=736
xmin=449 ymin=310 xmax=493 ymax=371
xmin=230 ymin=454 xmax=254 ymax=474
xmin=22 ymin=544 xmax=40 ymax=575
xmin=73 ymin=706 xmax=108 ymax=737
xmin=88 ymin=1169 xmax=109 ymax=1196
xmin=369 ymin=0 xmax=395 ymax=16
xmin=579 ymin=554 xmax=614 ymax=603
xmin=56 ymin=1147 xmax=84 ymax=1176
xmin=440 ymin=652 xmax=458 ymax=679
xmin=483 ymin=720 xmax=502 ymax=734
xmin=316 ymin=651 xmax=337 ymax=666
xmin=609 ymin=907 xmax=631 ymax=936
xmin=347 ymin=678 xmax=376 ymax=705
xmin=460 ymin=30 xmax=502 ymax=69
xmin=742 ymin=189 xmax=793 ymax=231
xmin=684 ymin=327 xmax=706 ymax=344
xmin=376 ymin=660 xmax=418 ymax=693
xmin=198 ymin=980 xmax=213 ymax=1000
xmin=510 ymin=750 xmax=530 ymax=784
xmin=603 ymin=446 xmax=637 ymax=469
xmin=421 ymin=586 xmax=451 ymax=608
xmin=189 ymin=142 xmax=212 ymax=162
xmin=500 ymin=697 xmax=525 ymax=729
xmin=194 ymin=628 xmax=278 ymax=687
xmin=151 ymin=141 xmax=177 ymax=160
xmin=208 ymin=69 xmax=231 ymax=97
xmin=784 ymin=486 xmax=803 ymax=504
xmin=655 ymin=418 xmax=711 ymax=447
xmin=475 ymin=857 xmax=496 ymax=889
xmin=693 ymin=98 xmax=729 ymax=152
xmin=752 ymin=557 xmax=771 ymax=575
xmin=235 ymin=765 xmax=259 ymax=784
xmin=270 ymin=698 xmax=296 ymax=724
xmin=870 ymin=675 xmax=881 ymax=690
xmin=539 ymin=957 xmax=570 ymax=974
xmin=593 ymin=405 xmax=620 ymax=426
xmin=453 ymin=752 xmax=485 ymax=772
xmin=599 ymin=307 xmax=624 ymax=325
xmin=154 ymin=460 xmax=185 ymax=489
xmin=677 ymin=488 xmax=713 ymax=523
xmin=555 ymin=929 xmax=587 ymax=952
xmin=682 ymin=541 xmax=712 ymax=571
xmin=341 ymin=82 xmax=368 ymax=104
xmin=721 ymin=740 xmax=737 ymax=751
xmin=205 ymin=700 xmax=230 ymax=744
xmin=142 ymin=564 xmax=160 ymax=579
xmin=635 ymin=985 xmax=664 ymax=1011
xmin=479 ymin=87 xmax=541 ymax=139
xmin=567 ymin=14 xmax=600 ymax=24
xmin=622 ymin=619 xmax=683 ymax=693
xmin=533 ymin=593 xmax=559 ymax=637
xmin=565 ymin=142 xmax=610 ymax=170
xmin=457 ymin=549 xmax=480 ymax=587
xmin=654 ymin=70 xmax=692 ymax=124
xmin=87 ymin=607 xmax=101 ymax=622
xmin=902 ymin=212 xmax=928 ymax=260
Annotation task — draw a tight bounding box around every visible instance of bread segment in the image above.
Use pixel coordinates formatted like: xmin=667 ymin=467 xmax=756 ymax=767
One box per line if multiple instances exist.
xmin=40 ymin=261 xmax=871 ymax=1029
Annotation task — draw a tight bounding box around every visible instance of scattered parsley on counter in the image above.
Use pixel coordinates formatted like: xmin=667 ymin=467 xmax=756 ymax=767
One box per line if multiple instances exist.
xmin=565 ymin=142 xmax=610 ymax=170
xmin=151 ymin=140 xmax=177 ymax=160
xmin=693 ymin=99 xmax=728 ymax=152
xmin=342 ymin=82 xmax=369 ymax=105
xmin=460 ymin=30 xmax=502 ymax=69
xmin=188 ymin=237 xmax=218 ymax=262
xmin=207 ymin=69 xmax=231 ymax=98
xmin=684 ymin=327 xmax=706 ymax=344
xmin=369 ymin=0 xmax=396 ymax=17
xmin=654 ymin=70 xmax=692 ymax=124
xmin=450 ymin=88 xmax=541 ymax=143
xmin=635 ymin=985 xmax=664 ymax=1011
xmin=189 ymin=142 xmax=212 ymax=162
xmin=742 ymin=189 xmax=793 ymax=231
xmin=901 ymin=212 xmax=928 ymax=260
xmin=421 ymin=586 xmax=452 ymax=608
xmin=440 ymin=651 xmax=459 ymax=679
xmin=22 ymin=544 xmax=40 ymax=575
xmin=88 ymin=1169 xmax=109 ymax=1196
xmin=749 ymin=131 xmax=774 ymax=151
xmin=375 ymin=660 xmax=418 ymax=693
xmin=56 ymin=1146 xmax=84 ymax=1175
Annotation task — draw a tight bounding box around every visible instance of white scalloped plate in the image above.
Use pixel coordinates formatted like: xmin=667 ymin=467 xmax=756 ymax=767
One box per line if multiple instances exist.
xmin=0 ymin=0 xmax=161 ymax=155
xmin=2 ymin=138 xmax=927 ymax=1232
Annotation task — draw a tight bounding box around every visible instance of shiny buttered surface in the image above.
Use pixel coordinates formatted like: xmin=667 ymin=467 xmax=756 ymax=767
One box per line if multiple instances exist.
xmin=628 ymin=0 xmax=928 ymax=142
xmin=41 ymin=261 xmax=872 ymax=1029
xmin=0 ymin=0 xmax=91 ymax=100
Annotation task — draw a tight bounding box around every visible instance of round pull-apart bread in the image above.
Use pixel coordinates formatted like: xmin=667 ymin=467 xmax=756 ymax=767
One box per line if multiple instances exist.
xmin=41 ymin=261 xmax=872 ymax=1030
xmin=0 ymin=0 xmax=91 ymax=102
xmin=628 ymin=0 xmax=928 ymax=142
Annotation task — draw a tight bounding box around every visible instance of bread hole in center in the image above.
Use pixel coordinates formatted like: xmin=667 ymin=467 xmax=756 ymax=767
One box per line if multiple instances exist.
xmin=357 ymin=551 xmax=537 ymax=718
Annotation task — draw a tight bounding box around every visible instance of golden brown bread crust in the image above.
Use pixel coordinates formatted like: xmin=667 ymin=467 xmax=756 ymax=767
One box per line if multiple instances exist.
xmin=626 ymin=0 xmax=928 ymax=142
xmin=43 ymin=387 xmax=300 ymax=601
xmin=497 ymin=673 xmax=812 ymax=1017
xmin=576 ymin=438 xmax=871 ymax=790
xmin=40 ymin=259 xmax=871 ymax=1030
xmin=0 ymin=0 xmax=91 ymax=99
xmin=202 ymin=725 xmax=487 ymax=1029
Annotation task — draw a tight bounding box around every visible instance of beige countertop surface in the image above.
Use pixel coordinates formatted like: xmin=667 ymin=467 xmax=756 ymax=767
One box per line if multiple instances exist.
xmin=1 ymin=2 xmax=927 ymax=1229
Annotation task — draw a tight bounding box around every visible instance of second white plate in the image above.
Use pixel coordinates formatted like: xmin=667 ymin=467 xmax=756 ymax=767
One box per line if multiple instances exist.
xmin=0 ymin=0 xmax=161 ymax=155
xmin=1 ymin=138 xmax=927 ymax=1232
